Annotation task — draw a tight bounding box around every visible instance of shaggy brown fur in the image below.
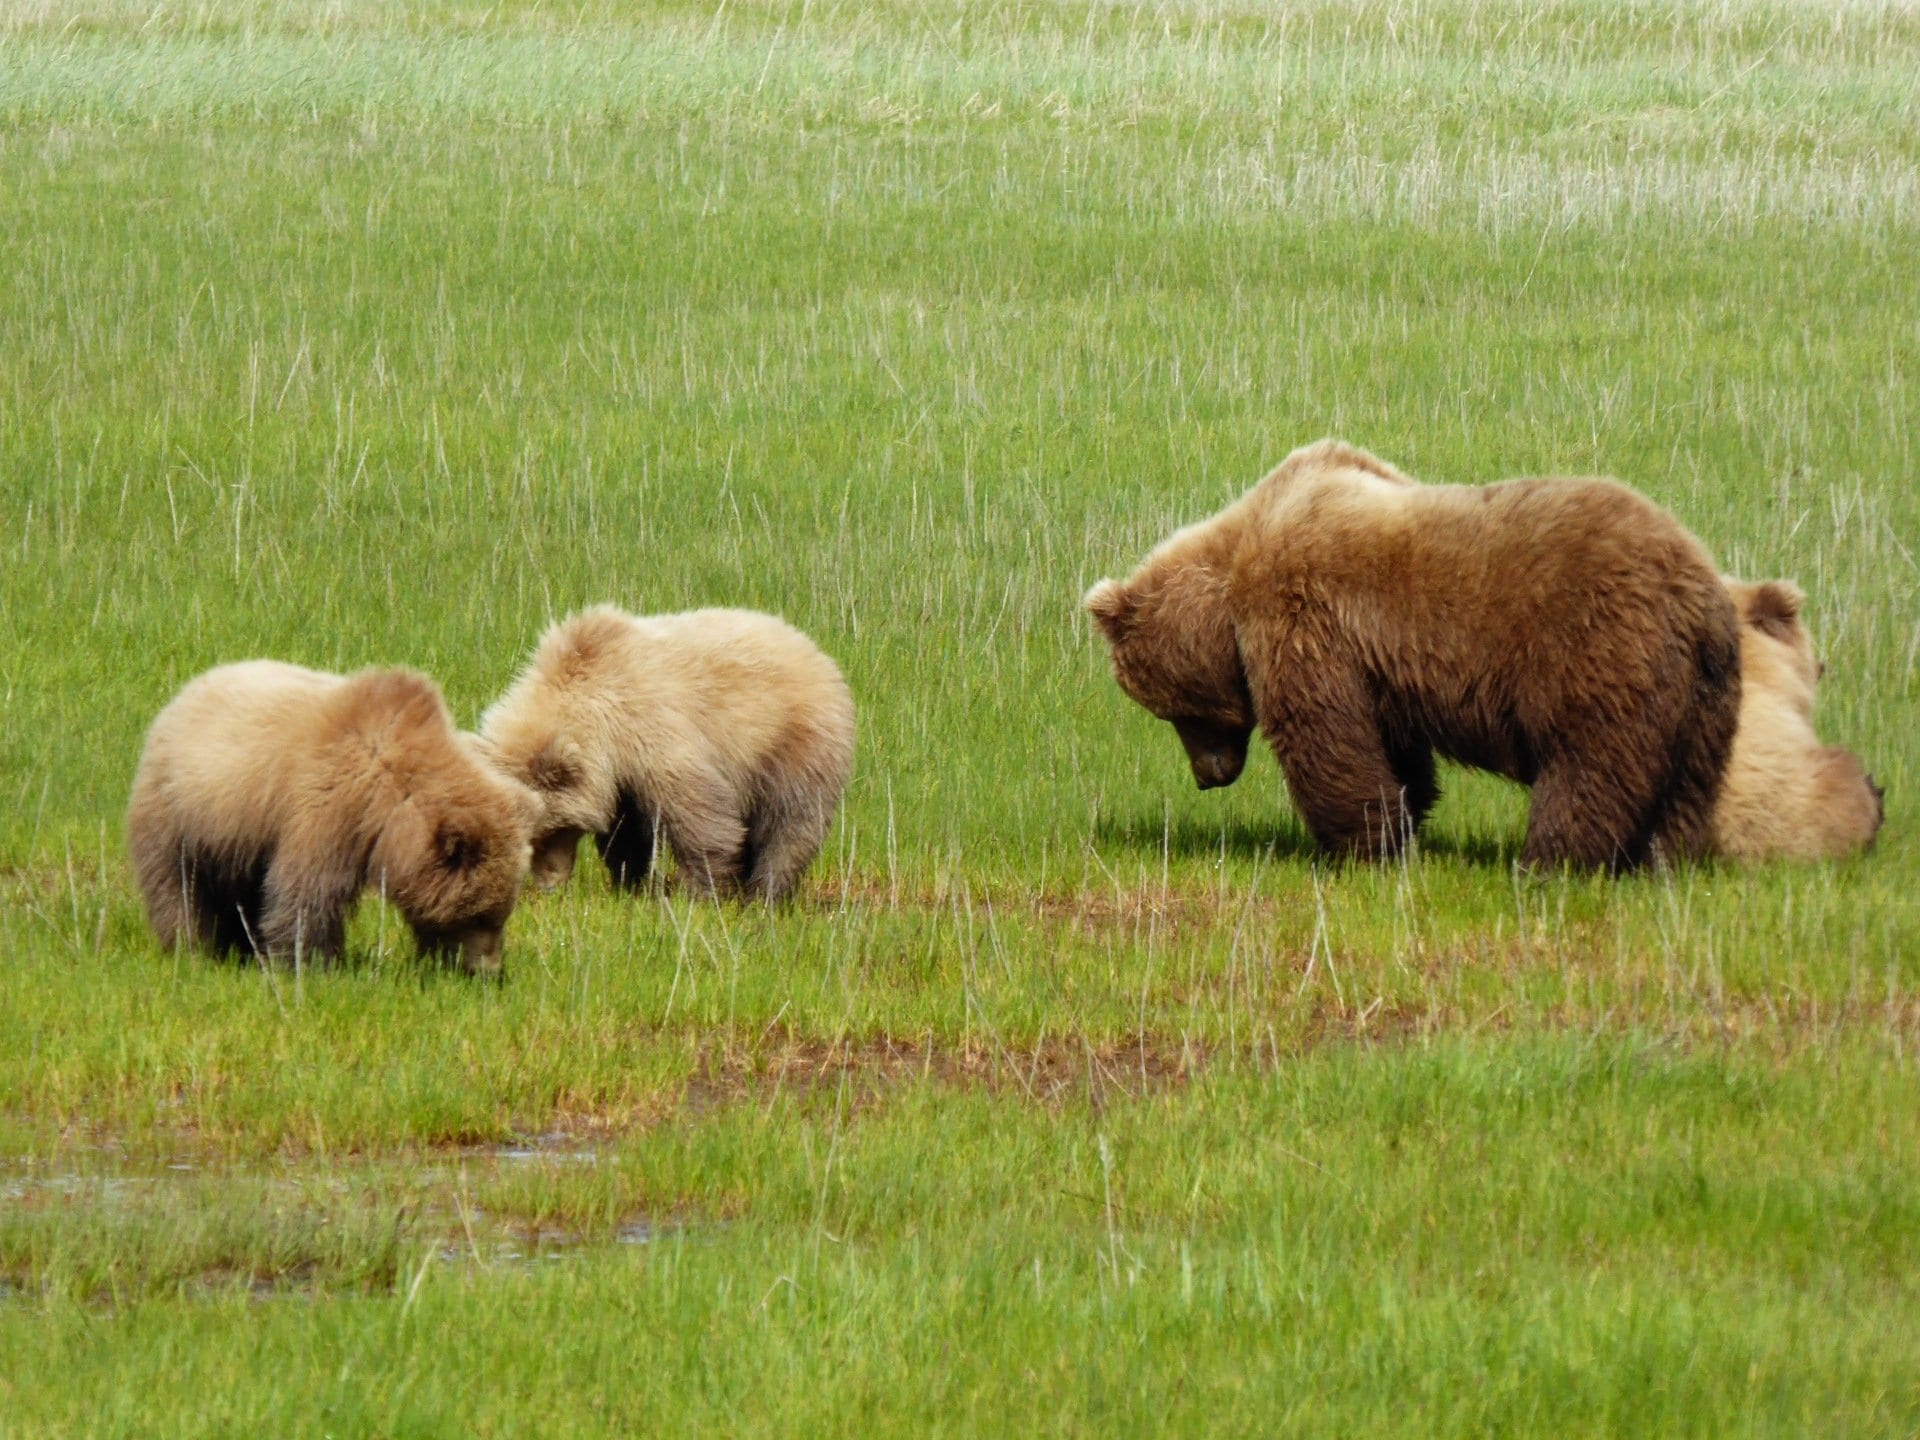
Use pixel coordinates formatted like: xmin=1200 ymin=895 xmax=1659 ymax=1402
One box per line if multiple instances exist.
xmin=477 ymin=606 xmax=855 ymax=902
xmin=1713 ymin=579 xmax=1884 ymax=861
xmin=126 ymin=662 xmax=539 ymax=973
xmin=1085 ymin=439 xmax=1743 ymax=871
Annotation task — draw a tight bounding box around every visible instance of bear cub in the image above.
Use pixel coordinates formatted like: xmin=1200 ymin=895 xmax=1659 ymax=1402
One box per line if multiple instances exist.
xmin=477 ymin=606 xmax=854 ymax=902
xmin=1085 ymin=439 xmax=1743 ymax=871
xmin=1714 ymin=579 xmax=1884 ymax=862
xmin=127 ymin=661 xmax=540 ymax=974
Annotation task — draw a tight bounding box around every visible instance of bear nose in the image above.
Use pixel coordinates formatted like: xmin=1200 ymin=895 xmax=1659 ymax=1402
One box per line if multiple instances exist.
xmin=459 ymin=928 xmax=504 ymax=978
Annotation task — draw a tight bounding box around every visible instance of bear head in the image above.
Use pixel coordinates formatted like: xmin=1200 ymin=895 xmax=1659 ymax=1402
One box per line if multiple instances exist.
xmin=375 ymin=745 xmax=540 ymax=977
xmin=474 ymin=609 xmax=639 ymax=890
xmin=469 ymin=723 xmax=611 ymax=890
xmin=1084 ymin=536 xmax=1255 ymax=790
xmin=1728 ymin=578 xmax=1819 ymax=721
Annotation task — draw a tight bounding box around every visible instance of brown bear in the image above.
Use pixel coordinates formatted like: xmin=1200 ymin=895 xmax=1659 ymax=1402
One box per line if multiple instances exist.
xmin=1713 ymin=578 xmax=1884 ymax=861
xmin=126 ymin=662 xmax=539 ymax=974
xmin=476 ymin=605 xmax=855 ymax=902
xmin=1084 ymin=439 xmax=1742 ymax=870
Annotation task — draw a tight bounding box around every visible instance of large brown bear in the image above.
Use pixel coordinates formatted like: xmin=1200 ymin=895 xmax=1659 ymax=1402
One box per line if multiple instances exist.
xmin=477 ymin=606 xmax=855 ymax=902
xmin=127 ymin=662 xmax=539 ymax=974
xmin=1713 ymin=578 xmax=1884 ymax=861
xmin=1084 ymin=439 xmax=1742 ymax=870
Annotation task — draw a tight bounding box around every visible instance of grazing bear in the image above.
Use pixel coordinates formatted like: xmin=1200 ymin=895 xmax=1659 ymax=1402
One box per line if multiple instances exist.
xmin=1084 ymin=439 xmax=1742 ymax=870
xmin=1713 ymin=579 xmax=1884 ymax=861
xmin=476 ymin=606 xmax=855 ymax=902
xmin=126 ymin=662 xmax=539 ymax=974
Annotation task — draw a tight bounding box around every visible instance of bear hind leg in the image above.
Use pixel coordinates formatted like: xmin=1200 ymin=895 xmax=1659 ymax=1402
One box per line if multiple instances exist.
xmin=744 ymin=795 xmax=836 ymax=903
xmin=1522 ymin=737 xmax=1672 ymax=872
xmin=595 ymin=790 xmax=658 ymax=890
xmin=658 ymin=777 xmax=750 ymax=898
xmin=129 ymin=810 xmax=193 ymax=950
xmin=139 ymin=844 xmax=263 ymax=955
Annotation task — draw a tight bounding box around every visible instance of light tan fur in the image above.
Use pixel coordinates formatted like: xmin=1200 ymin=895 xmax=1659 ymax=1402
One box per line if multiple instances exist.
xmin=1713 ymin=579 xmax=1884 ymax=861
xmin=478 ymin=606 xmax=855 ymax=902
xmin=1086 ymin=439 xmax=1743 ymax=870
xmin=126 ymin=661 xmax=539 ymax=973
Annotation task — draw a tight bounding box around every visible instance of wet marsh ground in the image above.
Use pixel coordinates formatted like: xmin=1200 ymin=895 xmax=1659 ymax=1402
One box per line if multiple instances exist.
xmin=2 ymin=0 xmax=1919 ymax=1432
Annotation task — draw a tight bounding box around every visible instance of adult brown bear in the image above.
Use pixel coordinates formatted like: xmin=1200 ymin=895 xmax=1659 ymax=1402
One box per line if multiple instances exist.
xmin=1084 ymin=440 xmax=1741 ymax=871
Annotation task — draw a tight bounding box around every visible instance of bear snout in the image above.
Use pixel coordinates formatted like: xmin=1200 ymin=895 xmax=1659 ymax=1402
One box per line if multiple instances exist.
xmin=1192 ymin=753 xmax=1243 ymax=789
xmin=529 ymin=828 xmax=584 ymax=890
xmin=416 ymin=923 xmax=507 ymax=977
xmin=459 ymin=928 xmax=506 ymax=978
xmin=1173 ymin=717 xmax=1251 ymax=790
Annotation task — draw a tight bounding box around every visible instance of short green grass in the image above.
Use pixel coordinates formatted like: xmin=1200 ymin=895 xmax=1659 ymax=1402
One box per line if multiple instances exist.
xmin=1 ymin=0 xmax=1917 ymax=1433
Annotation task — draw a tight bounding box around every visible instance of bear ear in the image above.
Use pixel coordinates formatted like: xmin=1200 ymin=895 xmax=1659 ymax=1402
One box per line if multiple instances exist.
xmin=525 ymin=737 xmax=583 ymax=795
xmin=435 ymin=821 xmax=488 ymax=873
xmin=1745 ymin=580 xmax=1805 ymax=642
xmin=1082 ymin=579 xmax=1133 ymax=636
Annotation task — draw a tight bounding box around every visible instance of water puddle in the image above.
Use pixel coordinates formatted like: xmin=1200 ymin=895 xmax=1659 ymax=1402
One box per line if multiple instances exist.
xmin=0 ymin=1134 xmax=663 ymax=1302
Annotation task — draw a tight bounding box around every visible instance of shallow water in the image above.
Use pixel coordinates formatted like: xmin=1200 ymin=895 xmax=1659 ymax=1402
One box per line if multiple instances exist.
xmin=0 ymin=1135 xmax=661 ymax=1301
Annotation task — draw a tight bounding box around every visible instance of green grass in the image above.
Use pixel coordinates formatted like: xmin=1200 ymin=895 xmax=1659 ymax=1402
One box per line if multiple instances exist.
xmin=1 ymin=0 xmax=1918 ymax=1433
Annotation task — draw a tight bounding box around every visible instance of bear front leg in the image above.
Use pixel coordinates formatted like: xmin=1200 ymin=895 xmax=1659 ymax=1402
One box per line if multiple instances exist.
xmin=1243 ymin=645 xmax=1420 ymax=860
xmin=594 ymin=789 xmax=657 ymax=890
xmin=1521 ymin=731 xmax=1675 ymax=871
xmin=257 ymin=861 xmax=357 ymax=963
xmin=1272 ymin=723 xmax=1423 ymax=859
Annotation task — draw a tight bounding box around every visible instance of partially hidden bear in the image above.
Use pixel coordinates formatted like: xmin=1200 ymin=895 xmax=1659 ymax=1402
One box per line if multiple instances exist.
xmin=127 ymin=662 xmax=540 ymax=973
xmin=1084 ymin=439 xmax=1743 ymax=870
xmin=1714 ymin=578 xmax=1883 ymax=861
xmin=477 ymin=606 xmax=855 ymax=901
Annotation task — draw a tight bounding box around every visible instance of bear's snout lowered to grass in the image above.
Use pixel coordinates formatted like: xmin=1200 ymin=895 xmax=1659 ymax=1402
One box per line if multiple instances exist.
xmin=1086 ymin=438 xmax=1743 ymax=872
xmin=1173 ymin=717 xmax=1253 ymax=790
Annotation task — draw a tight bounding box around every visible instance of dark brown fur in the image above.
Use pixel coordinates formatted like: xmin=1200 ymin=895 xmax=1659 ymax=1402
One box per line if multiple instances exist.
xmin=1086 ymin=439 xmax=1742 ymax=871
xmin=126 ymin=661 xmax=538 ymax=972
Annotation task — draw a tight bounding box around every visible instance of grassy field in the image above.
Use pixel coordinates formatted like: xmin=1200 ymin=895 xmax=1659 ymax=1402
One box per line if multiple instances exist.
xmin=2 ymin=0 xmax=1918 ymax=1432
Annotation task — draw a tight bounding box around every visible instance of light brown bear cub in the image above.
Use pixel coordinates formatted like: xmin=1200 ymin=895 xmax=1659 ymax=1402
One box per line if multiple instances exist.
xmin=1085 ymin=439 xmax=1743 ymax=871
xmin=127 ymin=662 xmax=539 ymax=974
xmin=477 ymin=606 xmax=854 ymax=902
xmin=1714 ymin=579 xmax=1883 ymax=861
